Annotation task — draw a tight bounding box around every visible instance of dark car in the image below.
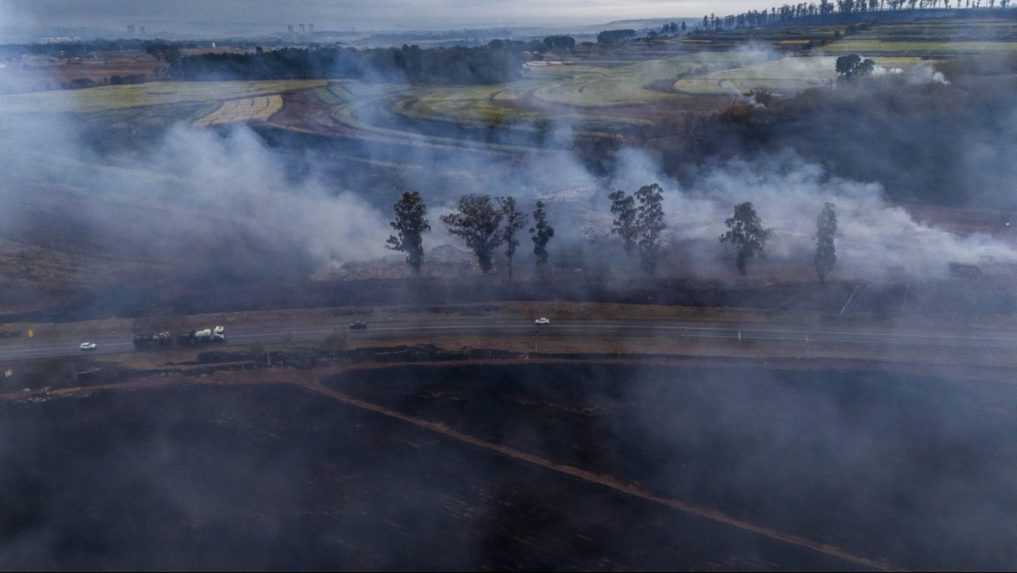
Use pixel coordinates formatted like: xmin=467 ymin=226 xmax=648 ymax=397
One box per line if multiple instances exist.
xmin=349 ymin=322 xmax=368 ymax=330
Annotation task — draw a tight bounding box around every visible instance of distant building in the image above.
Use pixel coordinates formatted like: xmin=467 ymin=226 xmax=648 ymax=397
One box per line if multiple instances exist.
xmin=127 ymin=24 xmax=135 ymax=35
xmin=299 ymin=24 xmax=306 ymax=33
xmin=288 ymin=24 xmax=294 ymax=33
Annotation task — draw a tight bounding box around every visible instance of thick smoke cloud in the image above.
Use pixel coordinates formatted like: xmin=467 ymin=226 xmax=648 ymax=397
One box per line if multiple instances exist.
xmin=3 ymin=31 xmax=1015 ymax=300
xmin=664 ymin=153 xmax=1017 ymax=280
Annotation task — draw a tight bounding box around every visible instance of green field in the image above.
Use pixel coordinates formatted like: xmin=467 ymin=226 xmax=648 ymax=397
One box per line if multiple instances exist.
xmin=822 ymin=17 xmax=1017 ymax=56
xmin=823 ymin=40 xmax=1017 ymax=55
xmin=0 ymin=80 xmax=326 ymax=114
xmin=525 ymin=54 xmax=741 ymax=107
xmin=674 ymin=55 xmax=924 ymax=95
xmin=1 ymin=15 xmax=1012 ymax=152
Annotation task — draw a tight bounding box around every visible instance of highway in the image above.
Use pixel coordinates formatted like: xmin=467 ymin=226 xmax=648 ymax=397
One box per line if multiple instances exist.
xmin=2 ymin=318 xmax=1017 ymax=363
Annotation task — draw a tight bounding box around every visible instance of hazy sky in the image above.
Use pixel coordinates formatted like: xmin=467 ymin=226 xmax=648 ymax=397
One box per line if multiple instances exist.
xmin=2 ymin=0 xmax=775 ymax=31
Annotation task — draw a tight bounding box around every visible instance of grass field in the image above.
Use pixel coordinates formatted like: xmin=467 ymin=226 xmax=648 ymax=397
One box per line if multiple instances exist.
xmin=674 ymin=55 xmax=923 ymax=95
xmin=0 ymin=80 xmax=326 ymax=114
xmin=395 ymin=83 xmax=541 ymax=125
xmin=822 ymin=17 xmax=1017 ymax=55
xmin=526 ymin=55 xmax=741 ymax=107
xmin=823 ymin=39 xmax=1017 ymax=55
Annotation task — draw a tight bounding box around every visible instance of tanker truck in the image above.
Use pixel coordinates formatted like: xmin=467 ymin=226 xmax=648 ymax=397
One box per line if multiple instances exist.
xmin=178 ymin=326 xmax=226 ymax=346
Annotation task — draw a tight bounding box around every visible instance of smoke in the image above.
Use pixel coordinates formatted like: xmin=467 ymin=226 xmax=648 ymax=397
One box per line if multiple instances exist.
xmin=0 ymin=91 xmax=392 ymax=291
xmin=666 ymin=153 xmax=1015 ymax=280
xmin=873 ymin=62 xmax=951 ymax=85
xmin=1 ymin=29 xmax=1014 ymax=305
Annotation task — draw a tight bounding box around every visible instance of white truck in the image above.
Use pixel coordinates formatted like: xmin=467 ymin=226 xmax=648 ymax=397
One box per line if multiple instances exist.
xmin=178 ymin=326 xmax=226 ymax=346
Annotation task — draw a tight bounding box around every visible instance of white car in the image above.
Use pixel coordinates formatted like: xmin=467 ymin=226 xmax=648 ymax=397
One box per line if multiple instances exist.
xmin=534 ymin=317 xmax=551 ymax=326
xmin=79 ymin=342 xmax=97 ymax=352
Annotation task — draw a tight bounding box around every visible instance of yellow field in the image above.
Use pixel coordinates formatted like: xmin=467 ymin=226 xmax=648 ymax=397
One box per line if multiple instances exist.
xmin=195 ymin=95 xmax=284 ymax=127
xmin=0 ymin=80 xmax=325 ymax=114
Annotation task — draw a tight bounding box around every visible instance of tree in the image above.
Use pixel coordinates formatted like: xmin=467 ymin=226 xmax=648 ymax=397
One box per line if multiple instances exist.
xmin=634 ymin=183 xmax=667 ymax=276
xmin=441 ymin=194 xmax=504 ymax=273
xmin=499 ymin=196 xmax=527 ymax=281
xmin=720 ymin=202 xmax=771 ymax=275
xmin=386 ymin=192 xmax=431 ymax=275
xmin=815 ymin=202 xmax=838 ymax=283
xmin=530 ymin=200 xmax=555 ymax=273
xmin=836 ymin=54 xmax=876 ymax=80
xmin=609 ymin=190 xmax=639 ymax=253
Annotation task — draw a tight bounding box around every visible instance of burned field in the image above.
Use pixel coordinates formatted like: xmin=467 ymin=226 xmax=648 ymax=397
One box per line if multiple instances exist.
xmin=3 ymin=362 xmax=1016 ymax=570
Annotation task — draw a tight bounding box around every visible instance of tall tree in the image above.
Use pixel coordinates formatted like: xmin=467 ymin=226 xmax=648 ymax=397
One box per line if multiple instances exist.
xmin=499 ymin=196 xmax=527 ymax=281
xmin=815 ymin=202 xmax=838 ymax=283
xmin=720 ymin=202 xmax=771 ymax=275
xmin=608 ymin=190 xmax=639 ymax=253
xmin=441 ymin=194 xmax=504 ymax=274
xmin=386 ymin=191 xmax=431 ymax=275
xmin=530 ymin=200 xmax=555 ymax=273
xmin=634 ymin=183 xmax=667 ymax=276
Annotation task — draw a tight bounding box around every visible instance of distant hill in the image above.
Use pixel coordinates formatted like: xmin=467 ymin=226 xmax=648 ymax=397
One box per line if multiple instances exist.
xmin=587 ymin=18 xmax=700 ymax=32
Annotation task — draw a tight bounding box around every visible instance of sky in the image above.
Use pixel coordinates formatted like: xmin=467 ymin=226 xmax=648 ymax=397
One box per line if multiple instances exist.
xmin=0 ymin=0 xmax=775 ymax=33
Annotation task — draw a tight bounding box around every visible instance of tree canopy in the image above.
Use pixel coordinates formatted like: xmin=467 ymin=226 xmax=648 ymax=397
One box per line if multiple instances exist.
xmin=386 ymin=191 xmax=431 ymax=275
xmin=720 ymin=202 xmax=771 ymax=275
xmin=499 ymin=196 xmax=527 ymax=280
xmin=530 ymin=201 xmax=555 ymax=271
xmin=441 ymin=194 xmax=505 ymax=273
xmin=815 ymin=202 xmax=838 ymax=283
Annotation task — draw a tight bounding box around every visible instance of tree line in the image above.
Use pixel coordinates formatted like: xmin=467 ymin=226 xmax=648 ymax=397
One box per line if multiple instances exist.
xmin=168 ymin=43 xmax=524 ymax=85
xmin=701 ymin=0 xmax=1013 ymax=31
xmin=386 ymin=188 xmax=840 ymax=282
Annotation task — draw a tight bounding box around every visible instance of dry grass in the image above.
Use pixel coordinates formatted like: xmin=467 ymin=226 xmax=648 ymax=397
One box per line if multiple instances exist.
xmin=194 ymin=95 xmax=284 ymax=127
xmin=0 ymin=80 xmax=325 ymax=114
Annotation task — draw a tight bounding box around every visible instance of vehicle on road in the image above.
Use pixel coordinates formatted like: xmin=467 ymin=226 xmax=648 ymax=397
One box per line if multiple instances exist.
xmin=79 ymin=342 xmax=97 ymax=352
xmin=178 ymin=326 xmax=226 ymax=346
xmin=349 ymin=321 xmax=369 ymax=330
xmin=535 ymin=317 xmax=551 ymax=325
xmin=133 ymin=331 xmax=173 ymax=350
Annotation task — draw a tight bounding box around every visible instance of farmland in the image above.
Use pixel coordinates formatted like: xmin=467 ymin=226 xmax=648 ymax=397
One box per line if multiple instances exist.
xmin=0 ymin=80 xmax=324 ymax=114
xmin=195 ymin=94 xmax=284 ymax=127
xmin=1 ymin=16 xmax=1014 ymax=152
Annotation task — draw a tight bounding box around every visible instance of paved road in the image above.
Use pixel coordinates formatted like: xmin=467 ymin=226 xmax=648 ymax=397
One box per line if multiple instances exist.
xmin=2 ymin=318 xmax=1017 ymax=363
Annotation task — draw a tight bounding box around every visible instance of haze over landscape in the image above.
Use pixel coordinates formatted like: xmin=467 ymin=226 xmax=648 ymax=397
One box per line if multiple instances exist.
xmin=4 ymin=0 xmax=783 ymax=35
xmin=3 ymin=0 xmax=1017 ymax=570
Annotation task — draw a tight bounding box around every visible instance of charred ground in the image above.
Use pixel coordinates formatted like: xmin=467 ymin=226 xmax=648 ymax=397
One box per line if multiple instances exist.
xmin=3 ymin=360 xmax=1016 ymax=570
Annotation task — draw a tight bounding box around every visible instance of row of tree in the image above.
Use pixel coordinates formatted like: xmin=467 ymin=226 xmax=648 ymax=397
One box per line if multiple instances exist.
xmin=702 ymin=0 xmax=1013 ymax=31
xmin=387 ymin=192 xmax=555 ymax=278
xmin=386 ymin=188 xmax=841 ymax=282
xmin=168 ymin=43 xmax=523 ymax=85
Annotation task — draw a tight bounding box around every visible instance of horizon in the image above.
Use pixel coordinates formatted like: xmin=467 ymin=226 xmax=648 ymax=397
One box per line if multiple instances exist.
xmin=0 ymin=0 xmax=787 ymax=39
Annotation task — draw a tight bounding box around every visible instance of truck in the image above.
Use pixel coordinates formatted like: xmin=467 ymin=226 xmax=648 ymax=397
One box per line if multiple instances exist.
xmin=133 ymin=331 xmax=173 ymax=350
xmin=178 ymin=326 xmax=226 ymax=346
